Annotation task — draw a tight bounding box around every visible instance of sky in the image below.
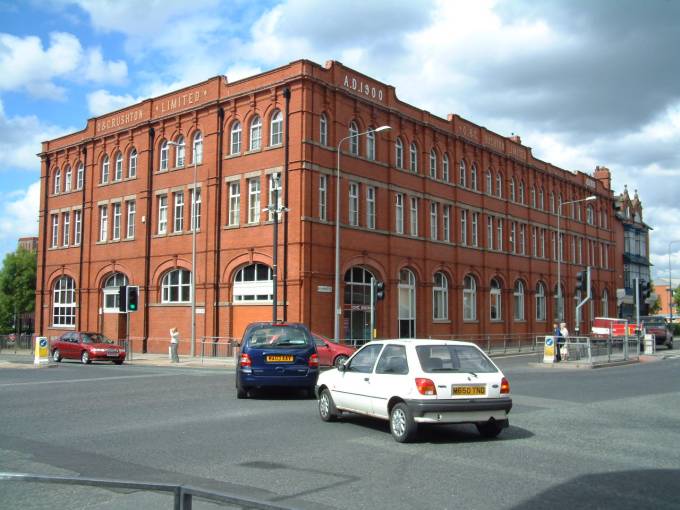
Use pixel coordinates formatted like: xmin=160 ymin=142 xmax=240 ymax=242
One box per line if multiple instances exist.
xmin=1 ymin=0 xmax=679 ymax=286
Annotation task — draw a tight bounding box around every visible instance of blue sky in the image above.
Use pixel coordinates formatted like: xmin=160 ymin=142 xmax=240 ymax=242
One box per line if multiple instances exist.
xmin=1 ymin=0 xmax=679 ymax=285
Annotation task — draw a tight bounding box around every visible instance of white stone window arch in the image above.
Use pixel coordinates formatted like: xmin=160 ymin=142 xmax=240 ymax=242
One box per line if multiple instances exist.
xmin=433 ymin=272 xmax=448 ymax=320
xmin=161 ymin=268 xmax=192 ymax=303
xmin=103 ymin=272 xmax=128 ymax=313
xmin=490 ymin=278 xmax=502 ymax=321
xmin=233 ymin=263 xmax=273 ymax=302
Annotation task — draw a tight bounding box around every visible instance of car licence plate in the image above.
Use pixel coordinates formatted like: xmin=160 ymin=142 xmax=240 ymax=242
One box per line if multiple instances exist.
xmin=452 ymin=385 xmax=486 ymax=396
xmin=106 ymin=350 xmax=119 ymax=357
xmin=266 ymin=355 xmax=294 ymax=363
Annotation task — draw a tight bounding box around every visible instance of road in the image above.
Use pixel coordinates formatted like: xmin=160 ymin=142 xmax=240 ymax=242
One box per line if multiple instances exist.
xmin=1 ymin=354 xmax=679 ymax=509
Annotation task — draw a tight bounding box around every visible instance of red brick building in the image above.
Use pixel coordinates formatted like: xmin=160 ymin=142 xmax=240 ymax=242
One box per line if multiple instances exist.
xmin=36 ymin=59 xmax=619 ymax=352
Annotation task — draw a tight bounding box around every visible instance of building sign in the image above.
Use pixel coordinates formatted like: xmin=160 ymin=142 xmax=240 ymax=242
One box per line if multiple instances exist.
xmin=585 ymin=177 xmax=597 ymax=189
xmin=342 ymin=74 xmax=385 ymax=103
xmin=456 ymin=120 xmax=478 ymax=142
xmin=507 ymin=142 xmax=527 ymax=161
xmin=317 ymin=285 xmax=333 ymax=293
xmin=484 ymin=133 xmax=505 ymax=153
xmin=96 ymin=109 xmax=145 ymax=134
xmin=154 ymin=88 xmax=209 ymax=115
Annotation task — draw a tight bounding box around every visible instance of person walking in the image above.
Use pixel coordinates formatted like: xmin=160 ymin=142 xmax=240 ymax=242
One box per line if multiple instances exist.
xmin=553 ymin=322 xmax=563 ymax=362
xmin=169 ymin=328 xmax=180 ymax=363
xmin=559 ymin=322 xmax=569 ymax=361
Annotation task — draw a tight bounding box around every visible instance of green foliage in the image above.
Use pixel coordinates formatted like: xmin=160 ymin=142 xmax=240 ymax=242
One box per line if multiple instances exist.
xmin=0 ymin=247 xmax=37 ymax=333
xmin=648 ymin=282 xmax=662 ymax=315
xmin=674 ymin=286 xmax=680 ymax=313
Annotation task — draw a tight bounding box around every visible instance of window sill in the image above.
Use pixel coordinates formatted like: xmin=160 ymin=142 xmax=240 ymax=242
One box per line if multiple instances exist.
xmin=224 ymin=224 xmax=240 ymax=229
xmin=432 ymin=319 xmax=451 ymax=324
xmin=50 ymin=325 xmax=76 ymax=330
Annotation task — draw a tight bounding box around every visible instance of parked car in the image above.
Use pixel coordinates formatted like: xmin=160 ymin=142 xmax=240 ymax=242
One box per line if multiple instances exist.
xmin=312 ymin=333 xmax=356 ymax=368
xmin=640 ymin=316 xmax=674 ymax=349
xmin=51 ymin=332 xmax=126 ymax=365
xmin=235 ymin=322 xmax=319 ymax=399
xmin=316 ymin=339 xmax=512 ymax=442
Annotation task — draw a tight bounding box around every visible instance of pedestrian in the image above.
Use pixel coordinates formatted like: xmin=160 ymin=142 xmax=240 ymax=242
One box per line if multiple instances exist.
xmin=169 ymin=328 xmax=180 ymax=363
xmin=553 ymin=322 xmax=562 ymax=362
xmin=559 ymin=322 xmax=569 ymax=361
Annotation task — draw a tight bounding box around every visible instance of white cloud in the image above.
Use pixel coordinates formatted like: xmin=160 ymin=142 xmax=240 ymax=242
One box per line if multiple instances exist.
xmin=0 ymin=180 xmax=41 ymax=243
xmin=86 ymin=89 xmax=141 ymax=116
xmin=82 ymin=47 xmax=127 ymax=85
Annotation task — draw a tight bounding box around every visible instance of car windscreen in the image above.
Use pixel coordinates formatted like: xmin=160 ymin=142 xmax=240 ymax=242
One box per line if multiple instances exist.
xmin=81 ymin=334 xmax=113 ymax=344
xmin=246 ymin=326 xmax=311 ymax=349
xmin=416 ymin=345 xmax=498 ymax=374
xmin=642 ymin=318 xmax=665 ymax=327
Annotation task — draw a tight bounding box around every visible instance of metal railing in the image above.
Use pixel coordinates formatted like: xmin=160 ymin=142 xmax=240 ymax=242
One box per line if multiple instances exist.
xmin=0 ymin=333 xmax=34 ymax=353
xmin=534 ymin=335 xmax=641 ymax=365
xmin=0 ymin=472 xmax=298 ymax=510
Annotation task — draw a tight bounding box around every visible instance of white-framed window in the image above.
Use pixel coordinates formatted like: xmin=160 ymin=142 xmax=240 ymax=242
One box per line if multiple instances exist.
xmin=268 ymin=173 xmax=281 ymax=222
xmin=112 ymin=202 xmax=121 ymax=240
xmin=248 ymin=178 xmax=260 ymax=224
xmin=192 ymin=132 xmax=203 ymax=165
xmin=531 ymin=186 xmax=536 ymax=208
xmin=602 ymin=289 xmax=609 ymax=317
xmin=161 ymin=268 xmax=191 ymax=303
xmin=318 ymin=175 xmax=327 ymax=221
xmin=52 ymin=275 xmax=76 ymax=326
xmin=496 ymin=172 xmax=503 ymax=198
xmin=510 ymin=177 xmax=516 ymax=202
xmin=409 ymin=142 xmax=418 ymax=173
xmin=497 ymin=218 xmax=504 ymax=251
xmin=463 ymin=274 xmax=477 ymax=321
xmin=443 ymin=205 xmax=450 ymax=242
xmin=126 ymin=200 xmax=135 ymax=239
xmin=550 ymin=192 xmax=555 ymax=213
xmin=103 ymin=272 xmax=128 ymax=313
xmin=490 ymin=278 xmax=502 ymax=321
xmin=233 ymin=263 xmax=273 ymax=302
xmin=470 ymin=164 xmax=478 ymax=191
xmin=64 ymin=166 xmax=72 ymax=192
xmin=191 ymin=187 xmax=201 ymax=231
xmin=471 ymin=212 xmax=479 ymax=247
xmin=230 ymin=121 xmax=242 ymax=154
xmin=229 ymin=181 xmax=240 ymax=226
xmin=101 ymin=155 xmax=110 ymax=183
xmin=539 ymin=188 xmax=544 ymax=210
xmin=62 ymin=212 xmax=70 ymax=246
xmin=541 ymin=229 xmax=546 ymax=258
xmin=395 ymin=138 xmax=403 ymax=169
xmin=532 ymin=226 xmax=538 ymax=257
xmin=173 ymin=192 xmax=184 ymax=233
xmin=159 ymin=140 xmax=168 ymax=171
xmin=460 ymin=209 xmax=467 ymax=246
xmin=366 ymin=186 xmax=376 ymax=229
xmin=99 ymin=205 xmax=108 ymax=242
xmin=430 ymin=202 xmax=438 ymax=240
xmin=76 ymin=163 xmax=84 ymax=190
xmin=348 ymin=182 xmax=359 ymax=226
xmin=559 ymin=233 xmax=564 ymax=261
xmin=175 ymin=136 xmax=185 ymax=167
xmin=442 ymin=154 xmax=450 ymax=182
xmin=486 ymin=170 xmax=492 ymax=195
xmin=586 ymin=205 xmax=594 ymax=225
xmin=514 ymin=280 xmax=525 ymax=320
xmin=409 ymin=197 xmax=418 ymax=236
xmin=249 ymin=116 xmax=262 ymax=151
xmin=349 ymin=121 xmax=359 ymax=156
xmin=74 ymin=209 xmax=82 ymax=245
xmin=270 ymin=110 xmax=283 ymax=146
xmin=395 ymin=193 xmax=404 ymax=234
xmin=571 ymin=236 xmax=576 ymax=263
xmin=398 ymin=269 xmax=416 ymax=338
xmin=459 ymin=160 xmax=466 ymax=187
xmin=433 ymin=272 xmax=448 ymax=320
xmin=487 ymin=216 xmax=493 ymax=250
xmin=128 ymin=148 xmax=137 ymax=178
xmin=319 ymin=114 xmax=328 ymax=146
xmin=157 ymin=194 xmax=167 ymax=234
xmin=520 ymin=224 xmax=526 ymax=255
xmin=519 ymin=180 xmax=525 ymax=204
xmin=366 ymin=128 xmax=375 ymax=161
xmin=536 ymin=282 xmax=547 ymax=321
xmin=429 ymin=149 xmax=437 ymax=179
xmin=53 ymin=169 xmax=61 ymax=194
xmin=114 ymin=151 xmax=123 ymax=180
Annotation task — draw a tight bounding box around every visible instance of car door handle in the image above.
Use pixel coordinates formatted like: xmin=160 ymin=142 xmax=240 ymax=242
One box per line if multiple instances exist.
xmin=363 ymin=377 xmax=370 ymax=382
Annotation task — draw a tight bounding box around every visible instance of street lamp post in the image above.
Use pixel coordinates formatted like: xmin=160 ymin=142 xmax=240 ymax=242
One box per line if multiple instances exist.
xmin=333 ymin=125 xmax=391 ymax=341
xmin=669 ymin=240 xmax=680 ymax=324
xmin=556 ymin=195 xmax=597 ymax=326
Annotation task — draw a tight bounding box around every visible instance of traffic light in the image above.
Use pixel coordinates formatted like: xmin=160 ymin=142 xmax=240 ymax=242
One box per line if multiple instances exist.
xmin=375 ymin=281 xmax=385 ymax=301
xmin=118 ymin=285 xmax=127 ymax=312
xmin=576 ymin=271 xmax=587 ymax=292
xmin=638 ymin=280 xmax=651 ymax=315
xmin=126 ymin=286 xmax=140 ymax=312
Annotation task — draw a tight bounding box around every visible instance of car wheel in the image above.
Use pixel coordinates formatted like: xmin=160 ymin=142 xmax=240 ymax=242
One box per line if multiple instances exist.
xmin=114 ymin=360 xmax=124 ymax=365
xmin=668 ymin=338 xmax=673 ymax=350
xmin=236 ymin=379 xmax=248 ymax=399
xmin=81 ymin=351 xmax=91 ymax=364
xmin=476 ymin=420 xmax=505 ymax=438
xmin=318 ymin=388 xmax=338 ymax=422
xmin=390 ymin=403 xmax=416 ymax=443
xmin=334 ymin=355 xmax=349 ymax=368
xmin=52 ymin=349 xmax=62 ymax=362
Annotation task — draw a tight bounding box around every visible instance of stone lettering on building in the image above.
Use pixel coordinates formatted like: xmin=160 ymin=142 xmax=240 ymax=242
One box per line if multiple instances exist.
xmin=96 ymin=109 xmax=145 ymax=133
xmin=342 ymin=74 xmax=384 ymax=103
xmin=484 ymin=133 xmax=505 ymax=152
xmin=456 ymin=122 xmax=478 ymax=142
xmin=154 ymin=89 xmax=209 ymax=115
xmin=508 ymin=143 xmax=527 ymax=161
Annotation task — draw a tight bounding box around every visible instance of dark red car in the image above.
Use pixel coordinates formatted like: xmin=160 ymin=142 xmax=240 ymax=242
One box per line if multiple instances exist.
xmin=51 ymin=332 xmax=126 ymax=365
xmin=312 ymin=333 xmax=356 ymax=368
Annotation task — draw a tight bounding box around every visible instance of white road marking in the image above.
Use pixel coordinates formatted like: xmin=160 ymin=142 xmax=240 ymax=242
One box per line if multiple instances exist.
xmin=0 ymin=373 xmax=181 ymax=387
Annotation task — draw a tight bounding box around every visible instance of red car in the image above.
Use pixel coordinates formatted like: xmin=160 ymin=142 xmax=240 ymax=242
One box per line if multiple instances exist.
xmin=312 ymin=333 xmax=356 ymax=368
xmin=51 ymin=332 xmax=126 ymax=365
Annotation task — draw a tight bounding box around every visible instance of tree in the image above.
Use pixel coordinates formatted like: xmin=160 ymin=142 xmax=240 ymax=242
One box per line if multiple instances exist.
xmin=674 ymin=285 xmax=680 ymax=316
xmin=0 ymin=247 xmax=37 ymax=334
xmin=648 ymin=281 xmax=662 ymax=315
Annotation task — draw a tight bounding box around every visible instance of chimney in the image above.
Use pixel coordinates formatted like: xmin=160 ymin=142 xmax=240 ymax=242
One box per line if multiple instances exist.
xmin=508 ymin=134 xmax=521 ymax=144
xmin=593 ymin=165 xmax=611 ymax=189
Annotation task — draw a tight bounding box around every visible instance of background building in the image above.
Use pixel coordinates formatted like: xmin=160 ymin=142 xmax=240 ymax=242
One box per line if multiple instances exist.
xmin=36 ymin=59 xmax=620 ymax=351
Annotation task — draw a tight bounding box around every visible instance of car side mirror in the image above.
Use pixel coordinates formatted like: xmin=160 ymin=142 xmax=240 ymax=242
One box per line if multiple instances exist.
xmin=337 ymin=362 xmax=347 ymax=372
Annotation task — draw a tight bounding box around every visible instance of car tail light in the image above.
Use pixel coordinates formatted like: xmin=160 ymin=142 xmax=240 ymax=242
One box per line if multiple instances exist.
xmin=500 ymin=377 xmax=510 ymax=394
xmin=309 ymin=353 xmax=319 ymax=367
xmin=239 ymin=353 xmax=252 ymax=368
xmin=416 ymin=378 xmax=437 ymax=396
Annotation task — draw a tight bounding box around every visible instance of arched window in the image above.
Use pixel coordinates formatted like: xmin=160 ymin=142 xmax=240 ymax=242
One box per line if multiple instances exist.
xmin=442 ymin=153 xmax=450 ymax=182
xmin=433 ymin=272 xmax=448 ymax=320
xmin=64 ymin=165 xmax=72 ymax=192
xmin=531 ymin=186 xmax=536 ymax=208
xmin=490 ymin=278 xmax=502 ymax=321
xmin=101 ymin=155 xmax=110 ymax=183
xmin=249 ymin=115 xmax=262 ymax=151
xmin=539 ymin=187 xmax=544 ymax=210
xmin=233 ymin=263 xmax=273 ymax=302
xmin=114 ymin=151 xmax=123 ymax=180
xmin=586 ymin=205 xmax=595 ymax=225
xmin=52 ymin=276 xmax=76 ymax=326
xmin=54 ymin=168 xmax=61 ymax=194
xmin=536 ymin=282 xmax=547 ymax=321
xmin=602 ymin=289 xmax=609 ymax=317
xmin=519 ymin=180 xmax=525 ymax=204
xmin=366 ymin=128 xmax=375 ymax=161
xmin=76 ymin=162 xmax=84 ymax=190
xmin=159 ymin=141 xmax=168 ymax=171
xmin=175 ymin=136 xmax=185 ymax=167
xmin=270 ymin=110 xmax=283 ymax=146
xmin=470 ymin=164 xmax=478 ymax=191
xmin=103 ymin=272 xmax=128 ymax=313
xmin=399 ymin=269 xmax=416 ymax=338
xmin=463 ymin=274 xmax=476 ymax=321
xmin=429 ymin=149 xmax=437 ymax=179
xmin=514 ymin=280 xmax=525 ymax=321
xmin=510 ymin=177 xmax=516 ymax=202
xmin=395 ymin=138 xmax=403 ymax=169
xmin=486 ymin=170 xmax=492 ymax=195
xmin=459 ymin=159 xmax=466 ymax=187
xmin=230 ymin=121 xmax=242 ymax=154
xmin=192 ymin=132 xmax=203 ymax=165
xmin=319 ymin=113 xmax=328 ymax=146
xmin=549 ymin=192 xmax=555 ymax=213
xmin=343 ymin=266 xmax=377 ymax=340
xmin=554 ymin=283 xmax=565 ymax=321
xmin=496 ymin=172 xmax=503 ymax=198
xmin=161 ymin=269 xmax=192 ymax=303
xmin=409 ymin=142 xmax=418 ymax=173
xmin=349 ymin=121 xmax=359 ymax=155
xmin=128 ymin=148 xmax=137 ymax=178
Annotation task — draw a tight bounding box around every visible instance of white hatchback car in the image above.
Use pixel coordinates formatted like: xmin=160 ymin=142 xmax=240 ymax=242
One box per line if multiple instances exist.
xmin=316 ymin=339 xmax=512 ymax=442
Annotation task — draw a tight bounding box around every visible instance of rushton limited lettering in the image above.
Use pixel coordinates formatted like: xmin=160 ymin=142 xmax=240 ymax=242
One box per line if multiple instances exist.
xmin=96 ymin=109 xmax=144 ymax=133
xmin=155 ymin=89 xmax=208 ymax=114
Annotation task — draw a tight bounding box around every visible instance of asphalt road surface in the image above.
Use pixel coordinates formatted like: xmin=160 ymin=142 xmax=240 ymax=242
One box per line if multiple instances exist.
xmin=1 ymin=355 xmax=679 ymax=509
